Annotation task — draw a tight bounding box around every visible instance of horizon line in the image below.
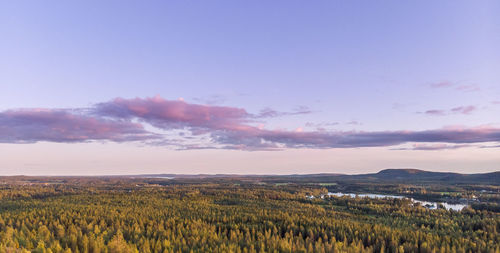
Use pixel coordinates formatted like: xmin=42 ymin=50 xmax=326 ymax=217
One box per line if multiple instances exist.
xmin=1 ymin=168 xmax=498 ymax=177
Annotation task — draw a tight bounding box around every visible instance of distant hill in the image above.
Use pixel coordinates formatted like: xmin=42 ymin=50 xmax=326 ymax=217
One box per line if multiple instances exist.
xmin=1 ymin=169 xmax=498 ymax=185
xmin=350 ymin=168 xmax=500 ymax=184
xmin=136 ymin=168 xmax=500 ymax=185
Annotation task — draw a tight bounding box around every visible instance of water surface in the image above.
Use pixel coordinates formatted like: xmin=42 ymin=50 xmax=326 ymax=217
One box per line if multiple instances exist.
xmin=326 ymin=192 xmax=467 ymax=211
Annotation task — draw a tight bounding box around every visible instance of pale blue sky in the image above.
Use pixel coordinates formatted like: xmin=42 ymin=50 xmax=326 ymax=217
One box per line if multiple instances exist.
xmin=0 ymin=1 xmax=499 ymax=175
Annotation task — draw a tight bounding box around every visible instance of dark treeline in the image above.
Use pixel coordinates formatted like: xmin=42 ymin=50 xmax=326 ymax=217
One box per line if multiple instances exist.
xmin=0 ymin=179 xmax=498 ymax=253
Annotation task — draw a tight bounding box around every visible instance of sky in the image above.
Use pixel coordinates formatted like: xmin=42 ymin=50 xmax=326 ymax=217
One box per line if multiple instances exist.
xmin=0 ymin=1 xmax=499 ymax=175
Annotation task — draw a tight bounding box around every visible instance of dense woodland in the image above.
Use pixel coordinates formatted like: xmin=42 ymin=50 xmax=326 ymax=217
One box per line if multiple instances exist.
xmin=0 ymin=176 xmax=498 ymax=253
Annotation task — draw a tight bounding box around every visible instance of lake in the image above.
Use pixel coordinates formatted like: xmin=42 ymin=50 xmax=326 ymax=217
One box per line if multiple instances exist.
xmin=325 ymin=192 xmax=467 ymax=211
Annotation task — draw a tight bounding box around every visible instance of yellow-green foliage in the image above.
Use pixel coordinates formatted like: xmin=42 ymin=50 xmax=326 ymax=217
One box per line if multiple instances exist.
xmin=0 ymin=183 xmax=498 ymax=252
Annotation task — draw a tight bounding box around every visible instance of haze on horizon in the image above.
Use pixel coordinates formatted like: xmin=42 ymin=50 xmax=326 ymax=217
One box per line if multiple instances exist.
xmin=1 ymin=1 xmax=499 ymax=175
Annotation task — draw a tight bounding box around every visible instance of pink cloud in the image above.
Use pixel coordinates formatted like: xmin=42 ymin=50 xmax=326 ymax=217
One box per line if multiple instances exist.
xmin=0 ymin=109 xmax=153 ymax=143
xmin=96 ymin=96 xmax=312 ymax=132
xmin=429 ymin=81 xmax=480 ymax=92
xmin=95 ymin=96 xmax=250 ymax=131
xmin=2 ymin=96 xmax=500 ymax=150
xmin=208 ymin=125 xmax=500 ymax=150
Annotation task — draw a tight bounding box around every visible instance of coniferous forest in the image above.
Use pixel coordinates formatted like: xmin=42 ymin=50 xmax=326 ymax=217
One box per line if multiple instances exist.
xmin=0 ymin=174 xmax=498 ymax=253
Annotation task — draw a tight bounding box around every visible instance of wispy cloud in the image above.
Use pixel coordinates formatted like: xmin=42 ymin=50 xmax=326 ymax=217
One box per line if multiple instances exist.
xmin=450 ymin=106 xmax=476 ymax=114
xmin=255 ymin=106 xmax=312 ymax=118
xmin=2 ymin=96 xmax=500 ymax=150
xmin=430 ymin=81 xmax=454 ymax=88
xmin=429 ymin=81 xmax=480 ymax=92
xmin=455 ymin=85 xmax=480 ymax=92
xmin=305 ymin=121 xmax=339 ymax=129
xmin=192 ymin=94 xmax=227 ymax=105
xmin=422 ymin=105 xmax=477 ymax=116
xmin=346 ymin=120 xmax=362 ymax=125
xmin=393 ymin=143 xmax=471 ymax=151
xmin=480 ymin=144 xmax=500 ymax=149
xmin=424 ymin=109 xmax=446 ymax=116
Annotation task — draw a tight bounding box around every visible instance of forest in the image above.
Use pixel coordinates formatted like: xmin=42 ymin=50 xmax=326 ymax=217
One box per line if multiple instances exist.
xmin=0 ymin=174 xmax=498 ymax=253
